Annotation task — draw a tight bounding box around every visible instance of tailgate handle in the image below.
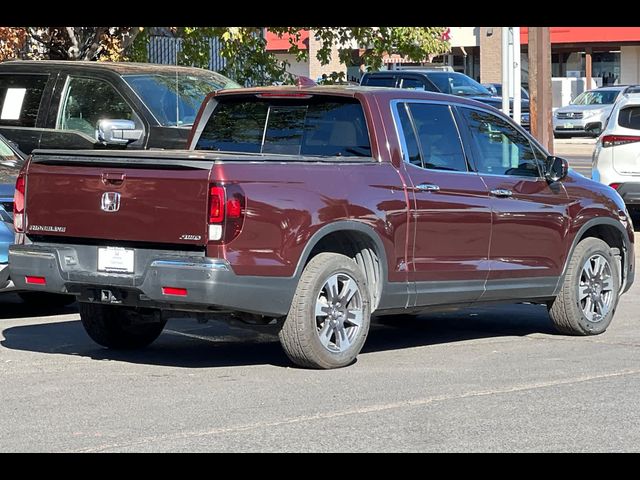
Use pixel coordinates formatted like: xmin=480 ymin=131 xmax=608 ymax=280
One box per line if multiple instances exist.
xmin=102 ymin=172 xmax=126 ymax=186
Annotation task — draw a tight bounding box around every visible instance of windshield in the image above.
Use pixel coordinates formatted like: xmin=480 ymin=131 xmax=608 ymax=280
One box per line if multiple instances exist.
xmin=123 ymin=72 xmax=241 ymax=127
xmin=0 ymin=137 xmax=23 ymax=184
xmin=571 ymin=90 xmax=620 ymax=106
xmin=427 ymin=72 xmax=492 ymax=96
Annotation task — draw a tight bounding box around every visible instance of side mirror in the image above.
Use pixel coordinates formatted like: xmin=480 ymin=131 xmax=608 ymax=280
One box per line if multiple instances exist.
xmin=545 ymin=155 xmax=569 ymax=182
xmin=96 ymin=119 xmax=143 ymax=146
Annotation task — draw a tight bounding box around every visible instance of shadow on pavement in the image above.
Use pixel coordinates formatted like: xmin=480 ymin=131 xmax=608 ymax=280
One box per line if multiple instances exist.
xmin=0 ymin=293 xmax=77 ymax=320
xmin=0 ymin=302 xmax=556 ymax=369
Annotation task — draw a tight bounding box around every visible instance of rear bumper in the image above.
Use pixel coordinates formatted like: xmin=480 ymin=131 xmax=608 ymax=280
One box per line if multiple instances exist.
xmin=553 ymin=118 xmax=602 ymax=135
xmin=0 ymin=263 xmax=13 ymax=291
xmin=613 ymin=183 xmax=640 ymax=206
xmin=8 ymin=243 xmax=296 ymax=317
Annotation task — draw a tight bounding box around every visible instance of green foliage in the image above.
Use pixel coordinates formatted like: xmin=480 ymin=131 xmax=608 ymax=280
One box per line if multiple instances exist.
xmin=126 ymin=28 xmax=149 ymax=63
xmin=6 ymin=26 xmax=451 ymax=87
xmin=177 ymin=27 xmax=296 ymax=86
xmin=317 ymin=71 xmax=347 ymax=85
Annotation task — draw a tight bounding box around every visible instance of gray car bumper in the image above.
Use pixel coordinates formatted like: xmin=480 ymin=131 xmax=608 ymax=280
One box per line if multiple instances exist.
xmin=8 ymin=243 xmax=296 ymax=317
xmin=0 ymin=263 xmax=13 ymax=291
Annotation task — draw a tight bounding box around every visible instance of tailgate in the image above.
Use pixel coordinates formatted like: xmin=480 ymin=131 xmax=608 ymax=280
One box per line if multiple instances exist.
xmin=25 ymin=152 xmax=212 ymax=246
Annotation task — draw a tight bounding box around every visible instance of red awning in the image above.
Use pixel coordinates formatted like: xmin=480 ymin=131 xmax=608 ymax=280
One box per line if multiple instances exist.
xmin=520 ymin=27 xmax=640 ymax=44
xmin=266 ymin=30 xmax=309 ymax=51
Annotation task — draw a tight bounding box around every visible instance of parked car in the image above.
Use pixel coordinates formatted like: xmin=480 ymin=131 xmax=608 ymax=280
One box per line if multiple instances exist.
xmin=0 ymin=60 xmax=240 ymax=154
xmin=592 ymin=92 xmax=640 ymax=215
xmin=361 ymin=70 xmax=530 ymax=128
xmin=0 ymin=133 xmax=21 ymax=290
xmin=482 ymin=82 xmax=530 ymax=100
xmin=10 ymin=86 xmax=634 ymax=369
xmin=553 ymin=85 xmax=634 ymax=138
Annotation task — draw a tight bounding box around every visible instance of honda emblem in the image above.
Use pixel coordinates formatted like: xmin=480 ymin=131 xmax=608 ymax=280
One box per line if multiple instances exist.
xmin=101 ymin=192 xmax=121 ymax=212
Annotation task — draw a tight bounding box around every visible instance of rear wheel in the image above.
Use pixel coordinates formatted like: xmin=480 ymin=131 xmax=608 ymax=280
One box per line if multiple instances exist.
xmin=548 ymin=238 xmax=620 ymax=335
xmin=279 ymin=253 xmax=371 ymax=369
xmin=79 ymin=303 xmax=166 ymax=349
xmin=19 ymin=292 xmax=76 ymax=307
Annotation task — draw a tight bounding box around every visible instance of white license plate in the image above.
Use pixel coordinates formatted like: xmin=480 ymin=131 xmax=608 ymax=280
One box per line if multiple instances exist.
xmin=98 ymin=247 xmax=134 ymax=273
xmin=562 ymin=123 xmax=574 ymax=129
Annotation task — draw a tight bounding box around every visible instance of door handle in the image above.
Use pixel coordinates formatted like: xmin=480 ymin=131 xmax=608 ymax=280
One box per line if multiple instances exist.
xmin=415 ymin=183 xmax=440 ymax=192
xmin=490 ymin=189 xmax=513 ymax=198
xmin=102 ymin=172 xmax=126 ymax=186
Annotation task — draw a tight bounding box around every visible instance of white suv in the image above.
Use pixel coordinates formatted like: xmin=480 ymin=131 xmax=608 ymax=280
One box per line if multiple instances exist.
xmin=593 ymin=93 xmax=640 ymax=212
xmin=554 ymin=86 xmax=629 ymax=138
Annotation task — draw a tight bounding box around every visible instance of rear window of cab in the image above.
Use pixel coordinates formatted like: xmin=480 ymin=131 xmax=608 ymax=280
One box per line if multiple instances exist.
xmin=195 ymin=95 xmax=372 ymax=158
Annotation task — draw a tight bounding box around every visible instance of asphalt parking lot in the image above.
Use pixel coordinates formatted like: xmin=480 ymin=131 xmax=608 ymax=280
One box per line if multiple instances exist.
xmin=2 ymin=138 xmax=639 ymax=452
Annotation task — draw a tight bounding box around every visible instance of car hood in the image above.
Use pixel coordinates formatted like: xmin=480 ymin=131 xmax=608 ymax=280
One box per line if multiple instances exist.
xmin=0 ymin=183 xmax=14 ymax=200
xmin=471 ymin=95 xmax=530 ymax=111
xmin=557 ymin=104 xmax=612 ymax=113
xmin=0 ymin=219 xmax=13 ymax=264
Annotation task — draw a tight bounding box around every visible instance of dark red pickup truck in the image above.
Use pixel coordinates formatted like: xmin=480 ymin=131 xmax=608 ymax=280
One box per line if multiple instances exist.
xmin=9 ymin=86 xmax=635 ymax=369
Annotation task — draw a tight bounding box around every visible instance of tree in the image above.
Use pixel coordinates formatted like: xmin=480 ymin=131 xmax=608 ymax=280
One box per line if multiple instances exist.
xmin=0 ymin=27 xmax=451 ymax=86
xmin=177 ymin=27 xmax=451 ymax=85
xmin=0 ymin=27 xmax=26 ymax=61
xmin=0 ymin=27 xmax=143 ymax=62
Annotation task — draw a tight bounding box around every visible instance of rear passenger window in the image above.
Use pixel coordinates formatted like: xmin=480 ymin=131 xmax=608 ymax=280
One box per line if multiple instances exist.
xmin=407 ymin=103 xmax=468 ymax=172
xmin=197 ymin=97 xmax=371 ymax=158
xmin=363 ymin=76 xmax=397 ymax=87
xmin=0 ymin=74 xmax=48 ymax=127
xmin=618 ymin=106 xmax=640 ymax=130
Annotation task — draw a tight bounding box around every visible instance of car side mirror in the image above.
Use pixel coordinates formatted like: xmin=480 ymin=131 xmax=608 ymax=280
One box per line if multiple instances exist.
xmin=545 ymin=155 xmax=569 ymax=182
xmin=96 ymin=119 xmax=143 ymax=146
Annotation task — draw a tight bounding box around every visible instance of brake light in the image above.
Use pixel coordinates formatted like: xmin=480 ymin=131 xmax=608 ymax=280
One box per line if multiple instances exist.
xmin=227 ymin=197 xmax=242 ymax=218
xmin=25 ymin=276 xmax=46 ymax=285
xmin=208 ymin=184 xmax=245 ymax=243
xmin=601 ymin=135 xmax=640 ymax=148
xmin=610 ymin=183 xmax=622 ymax=190
xmin=14 ymin=173 xmax=25 ymax=233
xmin=162 ymin=286 xmax=188 ymax=296
xmin=256 ymin=92 xmax=313 ymax=99
xmin=209 ymin=186 xmax=224 ymax=223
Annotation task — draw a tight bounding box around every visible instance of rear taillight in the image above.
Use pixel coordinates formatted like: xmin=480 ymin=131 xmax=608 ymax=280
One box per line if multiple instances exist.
xmin=14 ymin=173 xmax=25 ymax=233
xmin=208 ymin=186 xmax=225 ymax=223
xmin=207 ymin=184 xmax=245 ymax=243
xmin=601 ymin=135 xmax=640 ymax=148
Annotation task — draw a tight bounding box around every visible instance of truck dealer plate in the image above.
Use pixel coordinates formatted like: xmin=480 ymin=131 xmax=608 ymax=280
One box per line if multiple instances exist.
xmin=98 ymin=247 xmax=134 ymax=273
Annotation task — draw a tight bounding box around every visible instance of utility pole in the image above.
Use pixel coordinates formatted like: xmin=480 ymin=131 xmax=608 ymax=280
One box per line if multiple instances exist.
xmin=512 ymin=27 xmax=521 ymax=125
xmin=501 ymin=27 xmax=510 ymax=116
xmin=501 ymin=27 xmax=522 ymax=124
xmin=528 ymin=27 xmax=554 ymax=153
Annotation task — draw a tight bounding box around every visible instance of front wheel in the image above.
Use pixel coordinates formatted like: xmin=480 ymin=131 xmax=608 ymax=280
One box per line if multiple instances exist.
xmin=279 ymin=253 xmax=371 ymax=369
xmin=548 ymin=237 xmax=620 ymax=335
xmin=79 ymin=303 xmax=166 ymax=349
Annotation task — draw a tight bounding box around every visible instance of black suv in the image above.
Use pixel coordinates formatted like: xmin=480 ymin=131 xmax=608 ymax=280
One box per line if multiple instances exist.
xmin=0 ymin=60 xmax=240 ymax=154
xmin=361 ymin=69 xmax=530 ymax=129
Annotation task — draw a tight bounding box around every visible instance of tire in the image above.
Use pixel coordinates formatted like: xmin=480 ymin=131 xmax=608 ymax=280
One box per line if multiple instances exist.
xmin=19 ymin=292 xmax=76 ymax=307
xmin=79 ymin=302 xmax=166 ymax=349
xmin=278 ymin=252 xmax=371 ymax=369
xmin=548 ymin=237 xmax=620 ymax=335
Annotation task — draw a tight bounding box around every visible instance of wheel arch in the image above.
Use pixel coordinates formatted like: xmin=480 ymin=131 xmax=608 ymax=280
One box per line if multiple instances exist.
xmin=559 ymin=217 xmax=631 ymax=294
xmin=293 ymin=221 xmax=389 ymax=310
